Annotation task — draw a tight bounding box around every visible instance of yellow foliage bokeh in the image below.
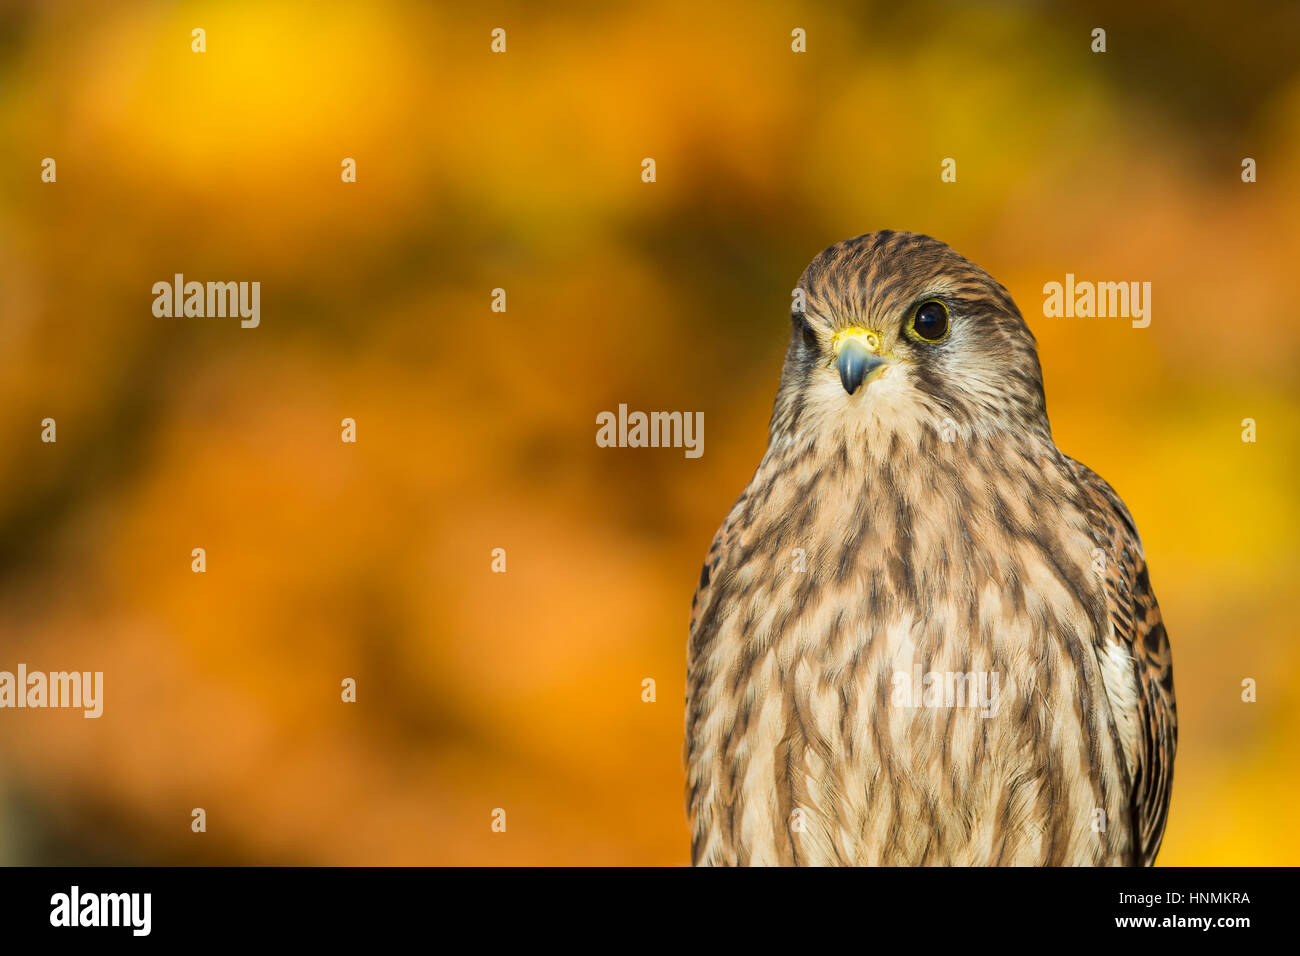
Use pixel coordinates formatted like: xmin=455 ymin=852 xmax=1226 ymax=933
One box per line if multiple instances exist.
xmin=0 ymin=1 xmax=1297 ymax=864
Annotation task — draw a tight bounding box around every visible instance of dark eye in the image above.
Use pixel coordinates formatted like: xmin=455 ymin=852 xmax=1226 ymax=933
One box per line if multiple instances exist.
xmin=795 ymin=314 xmax=819 ymax=351
xmin=910 ymin=300 xmax=949 ymax=342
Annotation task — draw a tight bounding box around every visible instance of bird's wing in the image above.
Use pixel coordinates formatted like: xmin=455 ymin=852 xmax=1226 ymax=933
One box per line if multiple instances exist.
xmin=1067 ymin=457 xmax=1177 ymax=865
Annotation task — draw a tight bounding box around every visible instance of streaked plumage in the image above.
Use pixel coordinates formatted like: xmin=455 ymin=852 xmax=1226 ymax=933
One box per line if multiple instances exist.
xmin=685 ymin=231 xmax=1175 ymax=866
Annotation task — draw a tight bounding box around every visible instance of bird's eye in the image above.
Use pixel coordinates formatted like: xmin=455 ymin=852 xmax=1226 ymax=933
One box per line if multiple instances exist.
xmin=795 ymin=314 xmax=819 ymax=351
xmin=909 ymin=300 xmax=950 ymax=342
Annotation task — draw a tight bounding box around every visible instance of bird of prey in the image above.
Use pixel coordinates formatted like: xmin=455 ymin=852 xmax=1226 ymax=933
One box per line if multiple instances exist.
xmin=685 ymin=231 xmax=1175 ymax=866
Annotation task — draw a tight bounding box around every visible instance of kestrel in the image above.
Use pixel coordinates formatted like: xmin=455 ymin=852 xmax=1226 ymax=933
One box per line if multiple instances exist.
xmin=685 ymin=231 xmax=1175 ymax=866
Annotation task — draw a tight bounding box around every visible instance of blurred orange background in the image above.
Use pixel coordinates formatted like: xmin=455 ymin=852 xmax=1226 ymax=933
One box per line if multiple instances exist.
xmin=0 ymin=0 xmax=1297 ymax=864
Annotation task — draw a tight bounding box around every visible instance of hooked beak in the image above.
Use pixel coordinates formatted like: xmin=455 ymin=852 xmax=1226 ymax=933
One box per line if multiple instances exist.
xmin=834 ymin=332 xmax=886 ymax=395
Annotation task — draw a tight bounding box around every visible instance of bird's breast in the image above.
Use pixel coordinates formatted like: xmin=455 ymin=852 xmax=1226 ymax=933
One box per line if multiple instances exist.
xmin=686 ymin=447 xmax=1132 ymax=865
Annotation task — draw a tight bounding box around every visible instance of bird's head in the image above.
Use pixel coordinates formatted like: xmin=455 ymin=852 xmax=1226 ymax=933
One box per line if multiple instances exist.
xmin=774 ymin=231 xmax=1050 ymax=445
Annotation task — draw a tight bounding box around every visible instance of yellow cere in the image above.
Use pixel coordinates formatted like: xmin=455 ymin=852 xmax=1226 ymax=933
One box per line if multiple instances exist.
xmin=830 ymin=326 xmax=882 ymax=354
